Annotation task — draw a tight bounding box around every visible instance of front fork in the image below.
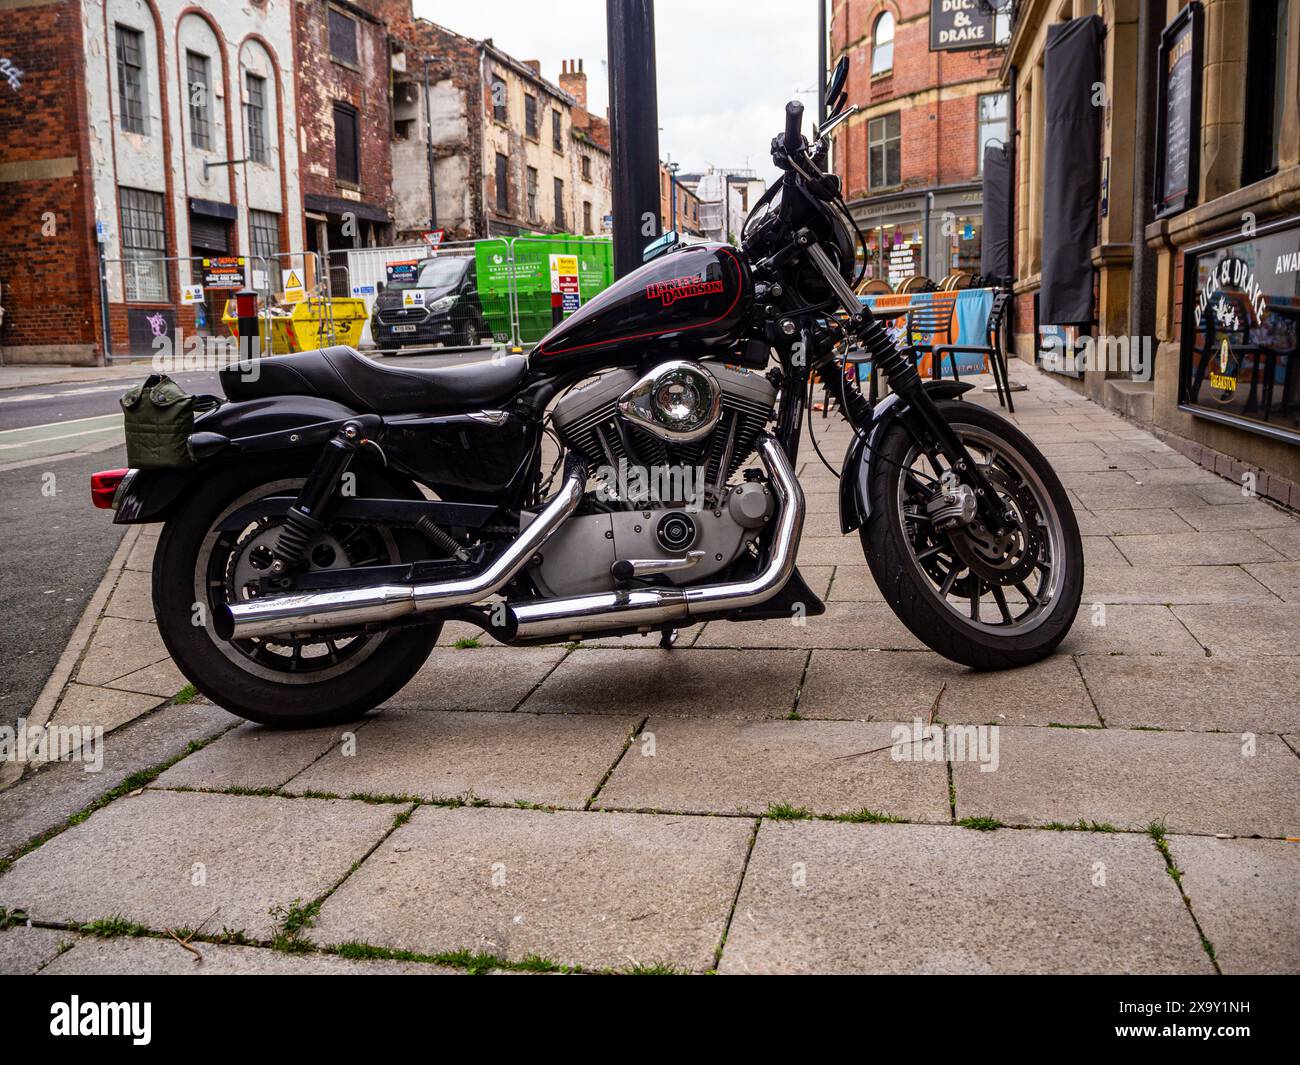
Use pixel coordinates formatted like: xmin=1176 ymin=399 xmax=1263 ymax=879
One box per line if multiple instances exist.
xmin=802 ymin=240 xmax=1008 ymax=535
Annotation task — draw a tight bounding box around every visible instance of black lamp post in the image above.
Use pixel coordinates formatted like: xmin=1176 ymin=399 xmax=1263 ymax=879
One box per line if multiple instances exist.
xmin=606 ymin=0 xmax=661 ymax=277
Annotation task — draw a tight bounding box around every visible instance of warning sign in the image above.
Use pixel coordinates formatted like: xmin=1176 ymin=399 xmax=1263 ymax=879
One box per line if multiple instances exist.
xmin=422 ymin=229 xmax=446 ymax=249
xmin=180 ymin=284 xmax=204 ymax=305
xmin=549 ymin=254 xmax=580 ymax=314
xmin=281 ymin=268 xmax=305 ymax=304
xmin=202 ymin=256 xmax=245 ymax=287
xmin=402 ymin=289 xmax=425 ymax=308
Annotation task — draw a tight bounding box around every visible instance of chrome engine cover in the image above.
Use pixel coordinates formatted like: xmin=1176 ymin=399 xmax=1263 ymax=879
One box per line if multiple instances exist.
xmin=617 ymin=360 xmax=723 ymax=443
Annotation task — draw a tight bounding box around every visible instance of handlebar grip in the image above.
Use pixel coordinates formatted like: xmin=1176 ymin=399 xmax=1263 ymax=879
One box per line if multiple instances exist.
xmin=783 ymin=100 xmax=804 ymax=153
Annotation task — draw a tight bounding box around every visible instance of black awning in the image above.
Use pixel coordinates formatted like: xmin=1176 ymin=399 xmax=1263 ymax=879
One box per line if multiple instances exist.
xmin=980 ymin=143 xmax=1012 ymax=282
xmin=1040 ymin=15 xmax=1104 ymax=325
xmin=189 ymin=197 xmax=238 ymax=220
xmin=304 ymin=194 xmax=390 ymax=224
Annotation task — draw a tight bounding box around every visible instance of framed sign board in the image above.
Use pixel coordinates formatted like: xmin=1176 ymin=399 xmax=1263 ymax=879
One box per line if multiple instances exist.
xmin=929 ymin=1 xmax=997 ymax=52
xmin=1154 ymin=1 xmax=1203 ymax=218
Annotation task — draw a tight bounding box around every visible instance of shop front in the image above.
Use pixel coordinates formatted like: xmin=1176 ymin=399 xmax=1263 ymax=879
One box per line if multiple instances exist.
xmin=1179 ymin=216 xmax=1300 ymax=444
xmin=850 ymin=184 xmax=985 ymax=289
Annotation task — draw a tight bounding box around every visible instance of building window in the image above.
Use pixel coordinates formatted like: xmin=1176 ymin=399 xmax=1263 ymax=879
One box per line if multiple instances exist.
xmin=868 ymin=111 xmax=901 ymax=188
xmin=115 ymin=25 xmax=147 ymax=134
xmin=552 ymin=109 xmax=563 ymax=152
xmin=526 ymin=166 xmax=538 ymax=220
xmin=1243 ymin=0 xmax=1289 ymax=183
xmin=119 ymin=186 xmax=167 ymax=301
xmin=977 ymin=92 xmax=1009 ymax=172
xmin=245 ymin=73 xmax=268 ymax=163
xmin=525 ymin=93 xmax=539 ymax=139
xmin=582 ymin=154 xmax=593 ymax=181
xmin=333 ymin=102 xmax=359 ymax=184
xmin=871 ymin=12 xmax=894 ymax=77
xmin=554 ymin=177 xmax=565 ymax=229
xmin=250 ymin=210 xmax=280 ymax=263
xmin=186 ymin=51 xmax=211 ymax=150
xmin=495 ymin=152 xmax=509 ymax=213
xmin=328 ymin=7 xmax=358 ymax=66
xmin=583 ymin=200 xmax=592 ymax=234
xmin=491 ymin=73 xmax=507 ymax=122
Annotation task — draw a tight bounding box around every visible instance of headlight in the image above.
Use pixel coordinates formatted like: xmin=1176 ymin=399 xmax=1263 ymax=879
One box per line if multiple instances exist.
xmin=428 ymin=296 xmax=455 ymax=313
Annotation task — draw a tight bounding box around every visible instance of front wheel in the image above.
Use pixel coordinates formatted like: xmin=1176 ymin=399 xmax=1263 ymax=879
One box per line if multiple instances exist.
xmin=861 ymin=400 xmax=1083 ymax=669
xmin=152 ymin=460 xmax=440 ymax=727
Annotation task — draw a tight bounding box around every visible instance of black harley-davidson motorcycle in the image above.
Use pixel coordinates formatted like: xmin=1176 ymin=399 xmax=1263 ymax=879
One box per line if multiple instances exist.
xmin=94 ymin=61 xmax=1083 ymax=727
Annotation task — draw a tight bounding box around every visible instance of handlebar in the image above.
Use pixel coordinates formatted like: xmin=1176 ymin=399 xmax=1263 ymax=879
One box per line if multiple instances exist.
xmin=783 ymin=100 xmax=804 ymax=153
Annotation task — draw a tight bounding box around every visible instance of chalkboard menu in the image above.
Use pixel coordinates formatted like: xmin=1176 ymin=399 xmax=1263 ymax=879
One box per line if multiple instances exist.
xmin=1154 ymin=2 xmax=1203 ymax=218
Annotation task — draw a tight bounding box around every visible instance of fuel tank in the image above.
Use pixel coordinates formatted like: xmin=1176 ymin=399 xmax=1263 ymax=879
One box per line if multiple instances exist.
xmin=532 ymin=243 xmax=752 ymax=369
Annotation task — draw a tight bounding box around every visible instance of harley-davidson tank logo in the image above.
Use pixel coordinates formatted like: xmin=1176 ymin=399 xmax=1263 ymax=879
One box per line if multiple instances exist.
xmin=645 ymin=272 xmax=725 ymax=307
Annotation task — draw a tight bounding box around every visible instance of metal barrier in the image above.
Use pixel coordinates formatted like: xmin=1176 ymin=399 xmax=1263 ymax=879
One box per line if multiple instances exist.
xmin=101 ymin=236 xmax=618 ymax=363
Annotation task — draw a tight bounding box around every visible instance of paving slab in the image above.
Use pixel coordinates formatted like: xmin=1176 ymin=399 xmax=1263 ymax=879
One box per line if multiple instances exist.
xmin=798 ymin=650 xmax=1098 ymax=726
xmin=520 ymin=647 xmax=806 ymax=719
xmin=42 ymin=936 xmax=457 ymax=975
xmin=1172 ymin=604 xmax=1300 ymax=658
xmin=0 ymin=791 xmax=396 ymax=938
xmin=1255 ymin=522 xmax=1300 ymax=561
xmin=1167 ymin=836 xmax=1300 ymax=975
xmin=1078 ymin=656 xmax=1300 ymax=733
xmin=102 ymin=569 xmax=156 ymax=623
xmin=312 ymin=805 xmax=752 ymax=972
xmin=1243 ymin=561 xmax=1300 ymax=602
xmin=1173 ymin=503 xmax=1298 ymax=532
xmin=1082 ymin=564 xmax=1276 ymax=605
xmin=824 ymin=565 xmax=886 ymax=602
xmin=154 ymin=721 xmax=356 ymax=792
xmin=695 ymin=603 xmax=926 ymax=650
xmin=1111 ymin=531 xmax=1285 ymax=566
xmin=71 ymin=616 xmax=170 ymax=686
xmin=795 ymin=536 xmax=871 ymax=567
xmin=1082 ymin=537 xmax=1131 ymax=567
xmin=104 ymin=658 xmax=188 ymax=699
xmin=952 ymin=727 xmax=1300 ymax=837
xmin=282 ymin=709 xmax=637 ymax=807
xmin=0 ymin=700 xmax=233 ymax=858
xmin=718 ymin=821 xmax=1210 ymax=974
xmin=0 ymin=925 xmax=78 ymax=975
xmin=385 ymin=646 xmax=567 ymax=711
xmin=47 ymin=683 xmax=165 ymax=740
xmin=1074 ymin=485 xmax=1215 ymax=512
xmin=594 ymin=718 xmax=951 ymax=820
xmin=1058 ymin=604 xmax=1205 ymax=656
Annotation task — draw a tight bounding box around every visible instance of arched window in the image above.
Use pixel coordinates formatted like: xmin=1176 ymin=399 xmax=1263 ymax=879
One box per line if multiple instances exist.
xmin=872 ymin=11 xmax=895 ymax=77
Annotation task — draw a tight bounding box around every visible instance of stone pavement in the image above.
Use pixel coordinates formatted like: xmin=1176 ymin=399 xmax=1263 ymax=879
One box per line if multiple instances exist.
xmin=2 ymin=367 xmax=1298 ymax=975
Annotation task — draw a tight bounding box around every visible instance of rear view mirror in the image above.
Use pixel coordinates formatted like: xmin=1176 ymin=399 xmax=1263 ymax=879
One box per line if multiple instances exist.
xmin=826 ymin=55 xmax=849 ymax=118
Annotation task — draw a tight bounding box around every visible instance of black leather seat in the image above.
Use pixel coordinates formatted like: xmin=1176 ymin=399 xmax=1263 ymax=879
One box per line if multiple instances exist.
xmin=220 ymin=346 xmax=528 ymax=414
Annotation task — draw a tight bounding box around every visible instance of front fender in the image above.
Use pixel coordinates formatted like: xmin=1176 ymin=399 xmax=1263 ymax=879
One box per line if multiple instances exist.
xmin=113 ymin=394 xmax=360 ymax=524
xmin=838 ymin=380 xmax=974 ymax=534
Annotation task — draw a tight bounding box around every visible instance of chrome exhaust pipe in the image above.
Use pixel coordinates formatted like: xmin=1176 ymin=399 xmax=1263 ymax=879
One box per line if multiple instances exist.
xmin=510 ymin=435 xmax=804 ymax=641
xmin=215 ymin=459 xmax=588 ymax=641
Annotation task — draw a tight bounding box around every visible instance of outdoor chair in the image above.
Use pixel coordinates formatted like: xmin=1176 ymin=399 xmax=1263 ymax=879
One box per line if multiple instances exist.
xmin=932 ymin=289 xmax=1017 ymax=412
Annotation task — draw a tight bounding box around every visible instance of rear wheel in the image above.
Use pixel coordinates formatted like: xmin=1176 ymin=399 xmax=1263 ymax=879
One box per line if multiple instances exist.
xmin=860 ymin=400 xmax=1083 ymax=669
xmin=153 ymin=460 xmax=439 ymax=727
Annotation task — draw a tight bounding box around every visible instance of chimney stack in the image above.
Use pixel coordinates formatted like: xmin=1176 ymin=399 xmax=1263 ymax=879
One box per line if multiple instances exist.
xmin=559 ymin=58 xmax=588 ymax=110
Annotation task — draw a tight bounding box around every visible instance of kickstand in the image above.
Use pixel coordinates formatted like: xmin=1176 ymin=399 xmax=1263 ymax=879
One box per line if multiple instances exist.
xmin=658 ymin=627 xmax=678 ymax=649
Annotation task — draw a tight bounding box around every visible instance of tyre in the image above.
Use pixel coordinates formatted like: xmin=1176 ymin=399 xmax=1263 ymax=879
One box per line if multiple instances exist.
xmin=458 ymin=318 xmax=480 ymax=348
xmin=860 ymin=399 xmax=1083 ymax=669
xmin=152 ymin=459 xmax=440 ymax=727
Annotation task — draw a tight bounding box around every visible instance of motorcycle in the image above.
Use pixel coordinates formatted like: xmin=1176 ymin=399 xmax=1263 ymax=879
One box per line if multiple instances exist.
xmin=93 ymin=60 xmax=1083 ymax=727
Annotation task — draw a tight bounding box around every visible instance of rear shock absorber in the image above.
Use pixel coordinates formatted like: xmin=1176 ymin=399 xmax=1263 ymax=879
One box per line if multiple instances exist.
xmin=269 ymin=421 xmax=367 ymax=574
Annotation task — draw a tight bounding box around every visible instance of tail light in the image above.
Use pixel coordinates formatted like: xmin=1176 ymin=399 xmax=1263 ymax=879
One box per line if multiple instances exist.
xmin=91 ymin=468 xmax=130 ymax=509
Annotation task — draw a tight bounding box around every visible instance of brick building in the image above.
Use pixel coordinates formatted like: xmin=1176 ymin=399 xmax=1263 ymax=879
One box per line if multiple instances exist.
xmin=659 ymin=163 xmax=705 ymax=239
xmin=0 ymin=0 xmax=302 ymax=363
xmin=829 ymin=0 xmax=1008 ymax=285
xmin=296 ymin=0 xmax=394 ymax=277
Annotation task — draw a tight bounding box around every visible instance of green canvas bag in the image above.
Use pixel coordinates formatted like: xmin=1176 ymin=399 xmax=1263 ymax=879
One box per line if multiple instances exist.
xmin=120 ymin=374 xmax=216 ymax=469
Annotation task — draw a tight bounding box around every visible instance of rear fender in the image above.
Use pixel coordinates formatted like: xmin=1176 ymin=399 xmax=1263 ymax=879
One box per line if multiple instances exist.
xmin=113 ymin=394 xmax=360 ymax=525
xmin=838 ymin=380 xmax=974 ymax=534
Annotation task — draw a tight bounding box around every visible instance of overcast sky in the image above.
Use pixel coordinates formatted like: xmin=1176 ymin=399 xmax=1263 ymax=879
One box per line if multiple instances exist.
xmin=414 ymin=0 xmax=820 ymax=180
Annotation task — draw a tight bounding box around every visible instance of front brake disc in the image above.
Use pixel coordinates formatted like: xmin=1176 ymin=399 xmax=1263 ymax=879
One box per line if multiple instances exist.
xmin=947 ymin=467 xmax=1043 ymax=585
